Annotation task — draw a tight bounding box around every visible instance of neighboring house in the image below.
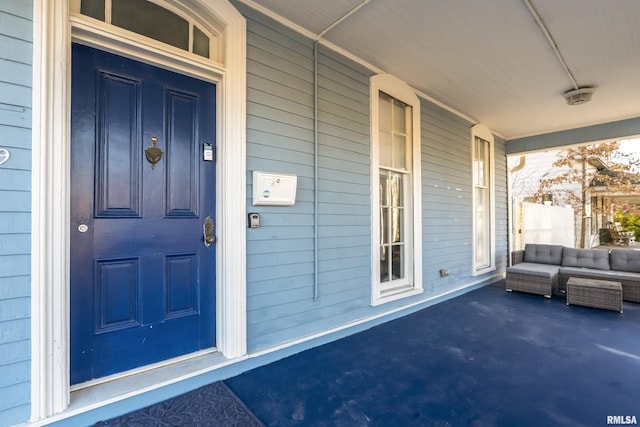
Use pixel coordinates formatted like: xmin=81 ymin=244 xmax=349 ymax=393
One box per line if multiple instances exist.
xmin=1 ymin=1 xmax=640 ymax=426
xmin=508 ymin=150 xmax=581 ymax=206
xmin=590 ymin=168 xmax=640 ymax=241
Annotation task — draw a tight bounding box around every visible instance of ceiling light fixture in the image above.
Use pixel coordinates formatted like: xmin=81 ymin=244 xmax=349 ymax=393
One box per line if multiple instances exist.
xmin=563 ymin=87 xmax=594 ymax=105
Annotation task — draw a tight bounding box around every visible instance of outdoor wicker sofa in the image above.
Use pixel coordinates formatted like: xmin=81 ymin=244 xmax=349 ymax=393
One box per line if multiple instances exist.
xmin=558 ymin=248 xmax=640 ymax=302
xmin=507 ymin=244 xmax=640 ymax=302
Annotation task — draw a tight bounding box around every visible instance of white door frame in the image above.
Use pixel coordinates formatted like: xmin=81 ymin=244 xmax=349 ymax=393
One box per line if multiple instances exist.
xmin=31 ymin=0 xmax=247 ymax=421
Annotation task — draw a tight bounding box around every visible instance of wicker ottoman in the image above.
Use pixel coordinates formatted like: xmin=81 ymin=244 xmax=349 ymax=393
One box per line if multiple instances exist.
xmin=566 ymin=277 xmax=623 ymax=313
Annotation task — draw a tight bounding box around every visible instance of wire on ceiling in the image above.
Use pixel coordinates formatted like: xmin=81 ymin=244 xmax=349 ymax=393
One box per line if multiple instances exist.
xmin=522 ymin=0 xmax=579 ymax=90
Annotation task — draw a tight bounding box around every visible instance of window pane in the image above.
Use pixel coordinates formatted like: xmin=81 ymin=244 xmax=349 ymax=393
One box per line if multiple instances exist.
xmin=381 ymin=208 xmax=389 ymax=244
xmin=475 ymin=235 xmax=486 ymax=265
xmin=476 ymin=188 xmax=485 ymax=212
xmin=393 ymin=134 xmax=406 ymax=170
xmin=390 ymin=174 xmax=403 ymax=207
xmin=391 ymin=208 xmax=403 ymax=243
xmin=379 ymin=174 xmax=389 ymax=207
xmin=391 ymin=245 xmax=404 ymax=280
xmin=475 ymin=227 xmax=488 ymax=266
xmin=475 ymin=159 xmax=485 ymax=186
xmin=379 ymin=93 xmax=392 ymax=132
xmin=393 ymin=101 xmax=406 ymax=133
xmin=193 ymin=26 xmax=210 ymax=58
xmin=379 ymin=131 xmax=392 ymax=167
xmin=474 ymin=142 xmax=480 ymax=184
xmin=475 ymin=186 xmax=490 ymax=267
xmin=81 ymin=0 xmax=106 ymax=21
xmin=380 ymin=246 xmax=389 ymax=282
xmin=474 ymin=137 xmax=489 ymax=186
xmin=112 ymin=0 xmax=189 ymax=51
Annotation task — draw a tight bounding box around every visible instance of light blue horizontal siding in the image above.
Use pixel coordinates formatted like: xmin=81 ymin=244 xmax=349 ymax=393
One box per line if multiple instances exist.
xmin=0 ymin=0 xmax=30 ymax=18
xmin=494 ymin=135 xmax=509 ymax=272
xmin=0 ymin=359 xmax=30 ymax=420
xmin=0 ymin=60 xmax=31 ymax=87
xmin=0 ymin=335 xmax=29 ymax=365
xmin=0 ymin=318 xmax=29 ymax=346
xmin=0 ymin=291 xmax=29 ymax=318
xmin=0 ymin=81 xmax=31 ymax=107
xmin=0 ymin=382 xmax=29 ymax=417
xmin=421 ymin=101 xmax=508 ymax=289
xmin=0 ymin=190 xmax=30 ymax=211
xmin=249 ymin=298 xmax=365 ymax=350
xmin=242 ymin=3 xmax=316 ymax=352
xmin=0 ymin=1 xmax=32 ymax=425
xmin=0 ymin=169 xmax=30 ymax=191
xmin=422 ymin=100 xmax=474 ymax=290
xmin=0 ymin=234 xmax=30 ymax=256
xmin=238 ymin=1 xmax=508 ymax=354
xmin=313 ymin=47 xmax=372 ymax=343
xmin=0 ymin=360 xmax=29 ymax=389
xmin=0 ymin=106 xmax=31 ymax=129
xmin=0 ymin=126 xmax=30 ymax=150
xmin=0 ymin=276 xmax=29 ymax=299
xmin=0 ymin=33 xmax=31 ymax=65
xmin=239 ymin=0 xmax=377 ymax=352
xmin=0 ymin=212 xmax=30 ymax=234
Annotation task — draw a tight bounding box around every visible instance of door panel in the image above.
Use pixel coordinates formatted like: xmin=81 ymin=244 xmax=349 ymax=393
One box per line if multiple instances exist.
xmin=95 ymin=73 xmax=142 ymax=217
xmin=70 ymin=44 xmax=216 ymax=385
xmin=166 ymin=90 xmax=199 ymax=216
xmin=95 ymin=258 xmax=140 ymax=333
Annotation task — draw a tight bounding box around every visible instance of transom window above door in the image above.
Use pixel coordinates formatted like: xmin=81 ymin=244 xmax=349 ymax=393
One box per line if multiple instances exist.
xmin=78 ymin=0 xmax=217 ymax=60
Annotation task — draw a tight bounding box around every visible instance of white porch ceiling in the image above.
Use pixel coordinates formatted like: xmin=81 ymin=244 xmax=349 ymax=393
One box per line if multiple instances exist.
xmin=240 ymin=0 xmax=640 ymax=140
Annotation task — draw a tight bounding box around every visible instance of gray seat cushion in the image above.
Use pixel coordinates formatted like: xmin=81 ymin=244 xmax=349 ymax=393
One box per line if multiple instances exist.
xmin=523 ymin=244 xmax=564 ymax=265
xmin=507 ymin=262 xmax=560 ymax=278
xmin=561 ymin=247 xmax=610 ymax=270
xmin=610 ymin=248 xmax=640 ymax=273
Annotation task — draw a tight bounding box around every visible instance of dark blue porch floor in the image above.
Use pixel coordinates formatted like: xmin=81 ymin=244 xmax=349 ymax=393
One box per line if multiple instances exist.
xmin=103 ymin=281 xmax=640 ymax=426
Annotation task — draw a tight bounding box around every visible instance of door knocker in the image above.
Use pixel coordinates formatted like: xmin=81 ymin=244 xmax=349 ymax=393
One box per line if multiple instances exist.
xmin=145 ymin=136 xmax=163 ymax=169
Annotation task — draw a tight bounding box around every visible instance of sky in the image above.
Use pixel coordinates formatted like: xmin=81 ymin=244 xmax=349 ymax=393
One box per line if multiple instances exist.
xmin=616 ymin=138 xmax=640 ymax=171
xmin=619 ymin=138 xmax=640 ymax=154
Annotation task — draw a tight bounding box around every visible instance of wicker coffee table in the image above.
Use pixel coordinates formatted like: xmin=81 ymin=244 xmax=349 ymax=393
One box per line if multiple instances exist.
xmin=566 ymin=277 xmax=623 ymax=313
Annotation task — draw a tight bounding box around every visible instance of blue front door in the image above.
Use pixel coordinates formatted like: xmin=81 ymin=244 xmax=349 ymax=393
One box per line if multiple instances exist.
xmin=70 ymin=44 xmax=216 ymax=385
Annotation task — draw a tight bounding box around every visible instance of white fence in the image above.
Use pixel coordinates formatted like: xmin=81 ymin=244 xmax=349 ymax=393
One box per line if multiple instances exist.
xmin=513 ymin=201 xmax=575 ymax=249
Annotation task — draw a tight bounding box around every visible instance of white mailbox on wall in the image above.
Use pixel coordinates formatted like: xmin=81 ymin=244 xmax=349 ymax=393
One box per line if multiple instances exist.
xmin=252 ymin=171 xmax=297 ymax=206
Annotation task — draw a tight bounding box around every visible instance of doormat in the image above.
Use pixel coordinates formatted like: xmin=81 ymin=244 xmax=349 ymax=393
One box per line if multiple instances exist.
xmin=95 ymin=381 xmax=264 ymax=427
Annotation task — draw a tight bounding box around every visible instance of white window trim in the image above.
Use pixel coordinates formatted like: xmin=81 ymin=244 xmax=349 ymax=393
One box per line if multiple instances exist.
xmin=471 ymin=124 xmax=496 ymax=275
xmin=370 ymin=74 xmax=423 ymax=306
xmin=31 ymin=0 xmax=246 ymax=421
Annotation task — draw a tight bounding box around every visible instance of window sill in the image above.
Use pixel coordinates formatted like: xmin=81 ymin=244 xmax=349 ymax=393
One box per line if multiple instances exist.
xmin=371 ymin=285 xmax=424 ymax=306
xmin=472 ymin=265 xmax=496 ymax=276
